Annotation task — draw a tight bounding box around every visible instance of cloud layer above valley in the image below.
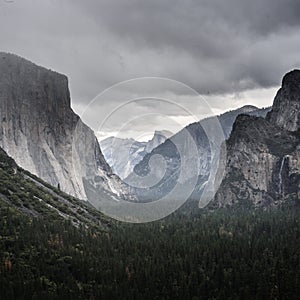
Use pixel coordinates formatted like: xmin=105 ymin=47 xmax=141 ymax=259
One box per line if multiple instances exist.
xmin=1 ymin=0 xmax=299 ymax=138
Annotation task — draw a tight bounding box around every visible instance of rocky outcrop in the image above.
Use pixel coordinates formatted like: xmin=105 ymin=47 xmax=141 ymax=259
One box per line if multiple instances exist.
xmin=214 ymin=70 xmax=300 ymax=208
xmin=267 ymin=70 xmax=300 ymax=132
xmin=0 ymin=52 xmax=130 ymax=200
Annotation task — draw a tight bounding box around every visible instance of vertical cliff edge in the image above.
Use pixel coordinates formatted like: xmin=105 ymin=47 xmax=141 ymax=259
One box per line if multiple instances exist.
xmin=0 ymin=52 xmax=130 ymax=200
xmin=213 ymin=70 xmax=300 ymax=207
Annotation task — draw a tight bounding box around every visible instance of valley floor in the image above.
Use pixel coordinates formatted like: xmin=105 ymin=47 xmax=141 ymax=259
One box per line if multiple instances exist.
xmin=0 ymin=201 xmax=299 ymax=300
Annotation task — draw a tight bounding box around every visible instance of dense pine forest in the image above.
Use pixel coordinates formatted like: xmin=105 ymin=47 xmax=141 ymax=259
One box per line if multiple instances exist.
xmin=0 ymin=202 xmax=300 ymax=299
xmin=0 ymin=146 xmax=299 ymax=299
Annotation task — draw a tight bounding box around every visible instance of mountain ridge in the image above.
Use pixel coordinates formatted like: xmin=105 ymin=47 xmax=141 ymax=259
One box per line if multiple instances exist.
xmin=100 ymin=130 xmax=171 ymax=179
xmin=127 ymin=105 xmax=270 ymax=202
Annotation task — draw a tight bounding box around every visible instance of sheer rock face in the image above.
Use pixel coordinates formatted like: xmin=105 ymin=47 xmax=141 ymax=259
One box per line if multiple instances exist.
xmin=0 ymin=52 xmax=128 ymax=200
xmin=214 ymin=70 xmax=300 ymax=208
xmin=267 ymin=70 xmax=300 ymax=132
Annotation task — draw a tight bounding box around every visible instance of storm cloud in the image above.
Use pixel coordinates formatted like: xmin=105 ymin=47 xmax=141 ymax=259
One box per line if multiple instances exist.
xmin=1 ymin=0 xmax=300 ymax=138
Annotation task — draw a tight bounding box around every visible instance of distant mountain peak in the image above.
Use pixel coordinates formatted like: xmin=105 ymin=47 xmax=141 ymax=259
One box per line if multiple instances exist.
xmin=128 ymin=105 xmax=270 ymax=202
xmin=239 ymin=104 xmax=258 ymax=111
xmin=153 ymin=130 xmax=173 ymax=138
xmin=100 ymin=131 xmax=171 ymax=179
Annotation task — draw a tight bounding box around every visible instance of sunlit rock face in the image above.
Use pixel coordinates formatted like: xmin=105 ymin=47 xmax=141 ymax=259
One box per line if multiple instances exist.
xmin=0 ymin=52 xmax=130 ymax=200
xmin=214 ymin=70 xmax=300 ymax=208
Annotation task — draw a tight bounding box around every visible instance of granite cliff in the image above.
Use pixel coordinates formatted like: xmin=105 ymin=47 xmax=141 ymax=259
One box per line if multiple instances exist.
xmin=214 ymin=70 xmax=300 ymax=207
xmin=0 ymin=52 xmax=129 ymax=200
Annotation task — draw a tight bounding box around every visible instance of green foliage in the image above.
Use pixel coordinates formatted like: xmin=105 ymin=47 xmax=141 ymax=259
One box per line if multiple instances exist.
xmin=0 ymin=148 xmax=111 ymax=231
xmin=0 ymin=148 xmax=299 ymax=299
xmin=0 ymin=202 xmax=299 ymax=300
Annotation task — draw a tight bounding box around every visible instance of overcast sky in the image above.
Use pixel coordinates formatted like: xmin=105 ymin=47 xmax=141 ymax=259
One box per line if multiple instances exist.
xmin=1 ymin=0 xmax=300 ymax=140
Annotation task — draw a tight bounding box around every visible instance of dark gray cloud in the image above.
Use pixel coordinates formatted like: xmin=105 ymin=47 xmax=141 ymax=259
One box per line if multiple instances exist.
xmin=68 ymin=0 xmax=300 ymax=94
xmin=0 ymin=0 xmax=300 ymax=137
